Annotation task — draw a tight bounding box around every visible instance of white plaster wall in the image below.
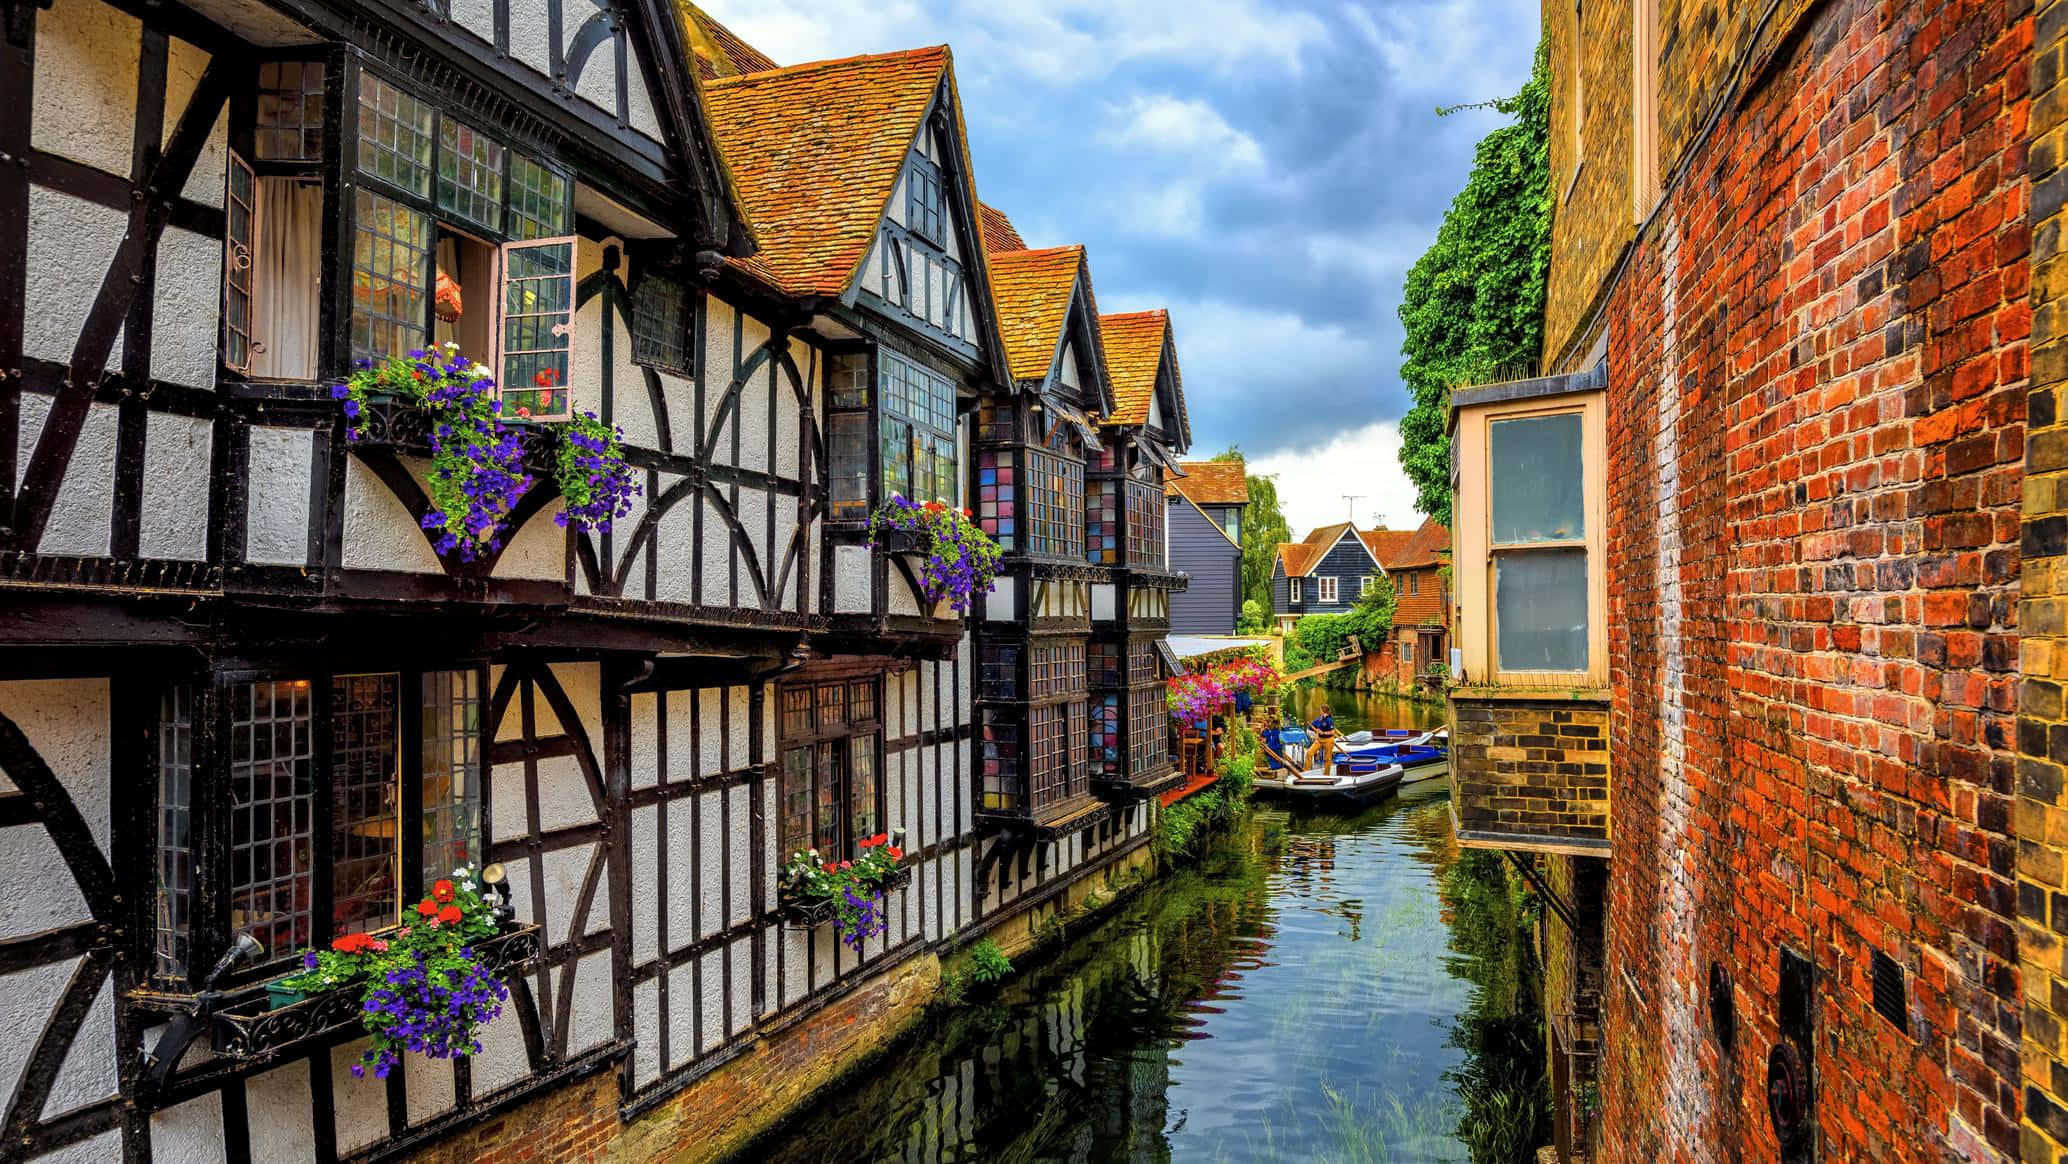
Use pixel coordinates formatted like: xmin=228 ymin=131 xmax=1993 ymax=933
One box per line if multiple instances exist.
xmin=16 ymin=393 xmax=116 ymax=558
xmin=703 ymin=299 xmax=737 ymax=409
xmin=164 ymin=37 xmax=226 ymax=209
xmin=0 ymin=962 xmax=76 ymax=1120
xmin=986 ymin=576 xmax=1018 ymax=620
xmin=150 ymin=1090 xmax=227 ymax=1164
xmin=245 ymin=426 xmax=312 ymax=566
xmin=834 ymin=544 xmax=870 ymax=613
xmin=32 ymin=0 xmax=139 ymax=177
xmin=700 ymin=500 xmax=732 ymax=608
xmin=696 ymin=688 xmax=721 ymax=774
xmin=0 ymin=679 xmax=109 ymax=943
xmin=696 ymin=788 xmax=722 ymax=939
xmin=633 ymin=976 xmax=660 ymax=1085
xmin=42 ymin=977 xmax=116 ymax=1117
xmin=699 ymin=947 xmax=726 ymax=1051
xmin=451 ymin=0 xmax=495 ymax=46
xmin=491 ymin=500 xmax=567 ymax=581
xmin=24 ymin=188 xmax=128 ymax=375
xmin=665 ymin=793 xmax=695 ymax=945
xmin=1091 ymin=583 xmax=1116 ymax=622
xmin=342 ymin=457 xmax=441 ymax=574
xmin=733 ymin=488 xmax=767 ymax=602
xmin=726 ymin=686 xmax=749 ymax=769
xmin=629 ymin=692 xmax=658 ymax=791
xmin=506 ymin=0 xmax=552 ymax=79
xmin=139 ymin=412 xmax=211 ymax=559
xmin=726 ymin=783 xmax=750 ymax=925
xmin=630 ymin=802 xmax=659 ymax=964
xmin=625 ymin=59 xmax=660 ymax=142
xmin=243 ymin=1058 xmax=317 ymax=1164
xmin=152 ymin=226 xmax=224 ymax=390
xmin=771 ymin=506 xmax=799 ymax=608
xmin=404 ymin=1052 xmax=456 ymax=1126
xmin=887 ymin=568 xmax=920 ymax=616
xmin=329 ymin=1039 xmax=387 ymax=1154
xmin=734 ymin=366 xmax=768 ymax=477
xmin=670 ymin=688 xmax=699 ymax=781
xmin=655 ymin=480 xmax=695 ymax=604
xmin=549 ymin=662 xmax=604 ymax=751
xmin=571 ymin=26 xmax=617 ymax=118
xmin=468 ymin=1003 xmax=531 ymax=1098
xmin=666 ymin=961 xmax=695 ymax=1070
xmin=565 ymin=949 xmax=613 ymax=1054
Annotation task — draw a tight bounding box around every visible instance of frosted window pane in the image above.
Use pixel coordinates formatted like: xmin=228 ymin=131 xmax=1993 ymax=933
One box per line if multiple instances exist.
xmin=1490 ymin=413 xmax=1584 ymax=543
xmin=1496 ymin=549 xmax=1588 ymax=671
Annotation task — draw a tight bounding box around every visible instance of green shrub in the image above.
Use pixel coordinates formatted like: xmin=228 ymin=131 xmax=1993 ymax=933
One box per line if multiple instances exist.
xmin=967 ymin=939 xmax=1013 ymax=985
xmin=1236 ymin=598 xmax=1271 ymax=634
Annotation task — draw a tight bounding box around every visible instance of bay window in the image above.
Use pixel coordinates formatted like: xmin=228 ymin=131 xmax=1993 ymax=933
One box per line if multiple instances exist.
xmin=976 ymin=638 xmax=1091 ymax=818
xmin=152 ymin=668 xmax=485 ymax=986
xmin=778 ymin=679 xmax=882 ymax=860
xmin=1450 ymin=375 xmax=1606 ymax=686
xmin=221 ymin=62 xmax=575 ymax=419
xmin=825 ymin=350 xmax=962 ymax=521
xmin=1126 ymin=641 xmax=1166 ymax=779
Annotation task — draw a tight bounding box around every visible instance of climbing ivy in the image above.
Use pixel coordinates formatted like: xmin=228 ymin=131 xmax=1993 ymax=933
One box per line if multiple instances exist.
xmin=1397 ymin=40 xmax=1553 ymax=527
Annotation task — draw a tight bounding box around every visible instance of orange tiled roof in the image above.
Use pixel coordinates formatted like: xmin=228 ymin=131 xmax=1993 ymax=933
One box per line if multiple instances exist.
xmin=1360 ymin=528 xmax=1415 ymax=564
xmin=1099 ymin=310 xmax=1169 ymax=426
xmin=988 ymin=246 xmax=1088 ymax=383
xmin=1166 ymin=460 xmax=1248 ymax=504
xmin=702 ymin=48 xmax=950 ymax=298
xmin=1276 ymin=542 xmax=1318 ymax=578
xmin=681 ymin=3 xmax=779 ymax=79
xmin=980 ymin=203 xmax=1027 ymax=253
xmin=1363 ymin=517 xmax=1449 ymax=570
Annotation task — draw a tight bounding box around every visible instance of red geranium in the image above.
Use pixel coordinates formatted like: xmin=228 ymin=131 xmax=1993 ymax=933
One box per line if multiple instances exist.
xmin=417 ymin=900 xmax=439 ymax=917
xmin=533 ymin=367 xmax=560 ymax=388
xmin=859 ymin=834 xmax=887 ymax=850
xmin=887 ymin=846 xmax=904 ymax=861
xmin=433 ymin=879 xmax=455 ymax=903
xmin=438 ymin=904 xmax=463 ymax=926
xmin=333 ymin=932 xmax=385 ymax=955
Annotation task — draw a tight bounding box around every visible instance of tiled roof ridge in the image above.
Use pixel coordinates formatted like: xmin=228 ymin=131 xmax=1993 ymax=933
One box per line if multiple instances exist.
xmin=706 ymin=44 xmax=950 ymax=90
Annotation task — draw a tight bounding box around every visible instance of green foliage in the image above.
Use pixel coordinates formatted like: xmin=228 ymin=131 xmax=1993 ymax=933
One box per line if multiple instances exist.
xmin=1397 ymin=40 xmax=1553 ymax=527
xmin=1279 ymin=579 xmax=1397 ymax=684
xmin=967 ymin=939 xmax=1014 ymax=985
xmin=1440 ymin=848 xmax=1552 ymax=1162
xmin=1213 ymin=447 xmax=1291 ymax=618
xmin=1236 ymin=598 xmax=1271 ymax=635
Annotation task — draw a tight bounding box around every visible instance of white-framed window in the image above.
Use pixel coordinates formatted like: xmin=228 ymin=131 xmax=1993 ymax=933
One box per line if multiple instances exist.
xmin=1317 ymin=576 xmax=1338 ymax=603
xmin=1289 ymin=577 xmax=1302 ymax=603
xmin=1360 ymin=575 xmax=1375 ymax=596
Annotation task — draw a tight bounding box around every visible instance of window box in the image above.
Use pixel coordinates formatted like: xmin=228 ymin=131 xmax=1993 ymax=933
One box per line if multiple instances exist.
xmin=776 ymin=866 xmax=912 ymax=931
xmin=130 ymin=922 xmax=539 ymax=1063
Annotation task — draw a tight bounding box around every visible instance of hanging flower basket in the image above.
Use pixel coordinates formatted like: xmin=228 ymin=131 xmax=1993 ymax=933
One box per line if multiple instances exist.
xmin=777 ymin=831 xmax=911 ymax=951
xmin=333 ymin=346 xmax=640 ymax=560
xmin=867 ymin=496 xmax=1002 ymax=615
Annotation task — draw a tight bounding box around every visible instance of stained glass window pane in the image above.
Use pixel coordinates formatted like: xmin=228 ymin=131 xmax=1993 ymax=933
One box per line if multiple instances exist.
xmin=350 ymin=189 xmax=430 ymax=363
xmin=356 ymin=74 xmax=433 ymax=197
xmin=332 ymin=674 xmax=400 ymax=935
xmin=436 ymin=118 xmax=504 ymax=231
xmin=781 ymin=747 xmax=812 ymax=859
xmin=229 ymin=679 xmax=314 ymax=956
xmin=155 ymin=686 xmax=195 ymax=980
xmin=257 ymin=60 xmax=326 ymax=162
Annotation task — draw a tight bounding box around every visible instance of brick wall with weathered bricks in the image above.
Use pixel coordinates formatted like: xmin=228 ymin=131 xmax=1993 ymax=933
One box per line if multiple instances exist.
xmin=1544 ymin=0 xmax=1634 ymax=367
xmin=1450 ymin=696 xmax=1611 ymax=847
xmin=1586 ymin=0 xmax=2032 ymax=1160
xmin=2021 ymin=0 xmax=2068 ymax=1159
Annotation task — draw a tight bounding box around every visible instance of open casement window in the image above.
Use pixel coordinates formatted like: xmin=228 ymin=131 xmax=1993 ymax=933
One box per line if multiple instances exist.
xmin=222 ymin=152 xmax=258 ymax=373
xmin=777 ymin=678 xmax=883 ymax=861
xmin=1452 ymin=379 xmax=1607 ymax=687
xmin=150 ymin=668 xmax=485 ymax=987
xmin=497 ymin=238 xmax=575 ymax=420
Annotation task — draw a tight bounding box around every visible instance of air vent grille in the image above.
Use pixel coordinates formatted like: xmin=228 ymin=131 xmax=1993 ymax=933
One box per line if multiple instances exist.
xmin=1871 ymin=949 xmax=1906 ymax=1033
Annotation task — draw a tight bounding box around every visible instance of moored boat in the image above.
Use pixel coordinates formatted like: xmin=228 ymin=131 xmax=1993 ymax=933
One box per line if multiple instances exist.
xmin=1253 ymin=727 xmax=1448 ymax=805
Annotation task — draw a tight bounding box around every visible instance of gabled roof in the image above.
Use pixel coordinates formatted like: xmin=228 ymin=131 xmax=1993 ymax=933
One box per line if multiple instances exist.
xmin=1362 ymin=517 xmax=1449 ymax=570
xmin=1098 ymin=311 xmax=1192 ymax=450
xmin=988 ymin=245 xmax=1096 ymax=384
xmin=1166 ymin=461 xmax=1248 ymax=505
xmin=701 ymin=47 xmax=953 ymax=298
xmin=1278 ymin=522 xmax=1379 ymax=578
xmin=980 ymin=203 xmax=1027 ymax=253
xmin=680 ymin=3 xmax=779 ymax=79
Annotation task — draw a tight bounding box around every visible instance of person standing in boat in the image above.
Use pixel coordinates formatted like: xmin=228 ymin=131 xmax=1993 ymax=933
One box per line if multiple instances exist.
xmin=1310 ymin=709 xmax=1337 ymax=775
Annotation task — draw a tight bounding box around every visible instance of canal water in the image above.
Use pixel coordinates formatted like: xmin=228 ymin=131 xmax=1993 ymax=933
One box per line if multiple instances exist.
xmin=741 ymin=691 xmax=1542 ymax=1164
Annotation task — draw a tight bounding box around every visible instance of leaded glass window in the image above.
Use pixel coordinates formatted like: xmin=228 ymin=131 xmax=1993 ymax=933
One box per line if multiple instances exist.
xmin=356 ymin=74 xmax=434 ymax=197
xmin=499 ymin=239 xmax=574 ymax=419
xmin=631 ymin=275 xmax=691 ymax=375
xmin=977 ymin=449 xmax=1016 ymax=550
xmin=879 ymin=351 xmax=958 ymax=504
xmin=906 ymin=156 xmax=946 ymax=244
xmin=350 ymin=189 xmax=430 ymax=362
xmin=420 ymin=670 xmax=483 ymax=879
xmin=1025 ymin=449 xmax=1083 ymax=557
xmin=980 ymin=715 xmax=1021 ymax=814
xmin=435 ymin=119 xmax=504 ymax=231
xmin=1124 ymin=479 xmax=1164 ymax=564
xmin=155 ymin=688 xmax=195 ymax=981
xmin=508 ymin=153 xmax=571 ymax=240
xmin=230 ymin=680 xmax=315 ymax=956
xmin=1091 ymin=693 xmax=1121 ymax=778
xmin=256 ymin=60 xmax=326 ymax=162
xmin=332 ymin=674 xmax=400 ymax=936
xmin=222 ymin=153 xmax=256 ymax=373
xmin=777 ymin=678 xmax=883 ymax=860
xmin=1087 ymin=479 xmax=1119 ymax=565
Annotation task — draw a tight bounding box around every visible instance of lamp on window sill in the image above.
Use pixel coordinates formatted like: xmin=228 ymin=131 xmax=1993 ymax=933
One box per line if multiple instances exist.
xmin=481 ymin=862 xmax=514 ymax=924
xmin=138 ymin=932 xmax=267 ymax=1088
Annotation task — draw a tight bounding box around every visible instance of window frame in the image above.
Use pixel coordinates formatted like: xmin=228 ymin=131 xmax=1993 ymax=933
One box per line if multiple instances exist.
xmin=777 ymin=677 xmax=885 ymax=861
xmin=1317 ymin=576 xmax=1338 ymax=604
xmin=1453 ymin=388 xmax=1607 ymax=687
xmin=1289 ymin=576 xmax=1302 ymax=603
xmin=150 ymin=662 xmax=490 ymax=990
xmin=629 ymin=271 xmax=696 ymax=377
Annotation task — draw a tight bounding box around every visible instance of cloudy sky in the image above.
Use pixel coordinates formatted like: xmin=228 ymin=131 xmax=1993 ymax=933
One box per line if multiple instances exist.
xmin=701 ymin=0 xmax=1539 ymax=535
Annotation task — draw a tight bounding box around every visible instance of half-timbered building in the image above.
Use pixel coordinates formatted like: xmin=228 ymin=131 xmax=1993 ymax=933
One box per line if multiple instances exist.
xmin=0 ymin=0 xmax=1196 ymax=1159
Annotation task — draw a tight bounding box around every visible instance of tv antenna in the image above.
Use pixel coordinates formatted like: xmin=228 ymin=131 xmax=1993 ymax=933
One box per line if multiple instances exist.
xmin=1341 ymin=494 xmax=1364 ymax=523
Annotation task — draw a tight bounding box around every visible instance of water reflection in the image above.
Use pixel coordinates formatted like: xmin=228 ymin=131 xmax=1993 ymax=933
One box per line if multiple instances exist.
xmin=745 ymin=696 xmax=1535 ymax=1164
xmin=1277 ymin=687 xmax=1446 ymax=735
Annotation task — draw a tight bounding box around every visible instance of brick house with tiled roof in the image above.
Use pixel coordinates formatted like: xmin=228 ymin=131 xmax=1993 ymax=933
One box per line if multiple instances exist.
xmin=1361 ymin=517 xmax=1450 ymax=688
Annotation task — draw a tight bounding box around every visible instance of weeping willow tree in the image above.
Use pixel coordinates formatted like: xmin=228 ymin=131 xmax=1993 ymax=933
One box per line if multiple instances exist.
xmin=1396 ymin=41 xmax=1553 ymax=528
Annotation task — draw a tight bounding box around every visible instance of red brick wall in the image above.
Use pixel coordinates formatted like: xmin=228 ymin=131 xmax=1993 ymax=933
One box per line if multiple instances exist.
xmin=1593 ymin=1 xmax=2031 ymax=1160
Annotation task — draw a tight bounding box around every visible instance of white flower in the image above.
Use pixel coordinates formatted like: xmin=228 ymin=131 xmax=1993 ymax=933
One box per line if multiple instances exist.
xmin=470 ymin=363 xmax=494 ymax=380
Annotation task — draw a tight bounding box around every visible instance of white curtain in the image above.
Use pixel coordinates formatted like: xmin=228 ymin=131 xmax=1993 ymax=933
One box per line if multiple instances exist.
xmin=250 ymin=179 xmax=321 ymax=381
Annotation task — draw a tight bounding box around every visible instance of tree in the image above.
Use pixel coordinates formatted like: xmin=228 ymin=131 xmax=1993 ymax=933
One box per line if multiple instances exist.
xmin=1212 ymin=447 xmax=1291 ymax=621
xmin=1397 ymin=40 xmax=1553 ymax=527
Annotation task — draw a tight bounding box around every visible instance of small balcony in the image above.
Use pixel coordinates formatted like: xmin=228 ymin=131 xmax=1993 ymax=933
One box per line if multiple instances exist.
xmin=1448 ymin=687 xmax=1611 ymax=855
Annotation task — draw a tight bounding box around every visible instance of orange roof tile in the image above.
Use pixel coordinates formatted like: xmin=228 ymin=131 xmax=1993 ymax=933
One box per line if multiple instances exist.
xmin=1363 ymin=517 xmax=1449 ymax=570
xmin=702 ymin=48 xmax=950 ymax=298
xmin=980 ymin=203 xmax=1027 ymax=253
xmin=987 ymin=246 xmax=1087 ymax=383
xmin=1276 ymin=542 xmax=1318 ymax=577
xmin=1360 ymin=528 xmax=1415 ymax=564
xmin=1166 ymin=461 xmax=1248 ymax=504
xmin=681 ymin=3 xmax=779 ymax=79
xmin=1099 ymin=310 xmax=1170 ymax=426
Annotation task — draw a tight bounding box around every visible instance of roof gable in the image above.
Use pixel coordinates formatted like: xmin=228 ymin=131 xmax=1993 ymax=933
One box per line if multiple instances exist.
xmin=980 ymin=203 xmax=1027 ymax=253
xmin=1281 ymin=523 xmax=1379 ymax=576
xmin=1361 ymin=517 xmax=1450 ymax=570
xmin=1098 ymin=310 xmax=1190 ymax=449
xmin=701 ymin=48 xmax=949 ymax=299
xmin=987 ymin=246 xmax=1115 ymax=411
